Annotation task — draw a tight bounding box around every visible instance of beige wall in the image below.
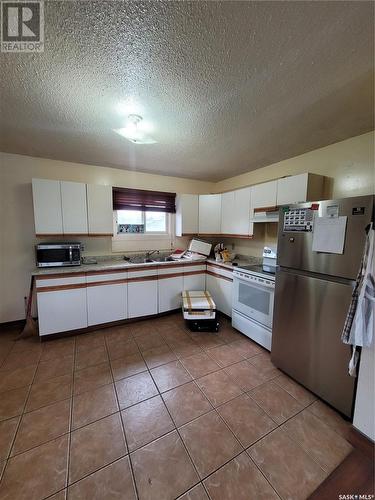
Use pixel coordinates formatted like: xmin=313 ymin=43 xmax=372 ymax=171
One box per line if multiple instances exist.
xmin=218 ymin=131 xmax=375 ymax=257
xmin=1 ymin=130 xmax=374 ymax=322
xmin=215 ymin=131 xmax=375 ymax=196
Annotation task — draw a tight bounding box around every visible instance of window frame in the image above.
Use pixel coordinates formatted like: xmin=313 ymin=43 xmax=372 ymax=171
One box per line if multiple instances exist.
xmin=113 ymin=209 xmax=172 ymax=240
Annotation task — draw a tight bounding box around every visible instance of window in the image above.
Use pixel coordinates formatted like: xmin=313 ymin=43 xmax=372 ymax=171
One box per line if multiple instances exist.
xmin=112 ymin=187 xmax=175 ymax=237
xmin=115 ymin=210 xmax=169 ymax=234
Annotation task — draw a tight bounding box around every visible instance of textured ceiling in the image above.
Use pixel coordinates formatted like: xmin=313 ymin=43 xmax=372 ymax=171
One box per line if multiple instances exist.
xmin=0 ymin=1 xmax=374 ymax=181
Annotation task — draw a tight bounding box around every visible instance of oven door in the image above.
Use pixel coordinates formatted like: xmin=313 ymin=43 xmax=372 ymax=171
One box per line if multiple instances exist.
xmin=232 ymin=276 xmax=274 ymax=328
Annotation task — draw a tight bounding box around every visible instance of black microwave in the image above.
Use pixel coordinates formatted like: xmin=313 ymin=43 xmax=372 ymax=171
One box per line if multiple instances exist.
xmin=36 ymin=243 xmax=81 ymax=267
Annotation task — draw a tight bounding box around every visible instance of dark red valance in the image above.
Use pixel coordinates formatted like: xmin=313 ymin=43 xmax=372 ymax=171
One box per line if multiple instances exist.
xmin=113 ymin=187 xmax=176 ymax=213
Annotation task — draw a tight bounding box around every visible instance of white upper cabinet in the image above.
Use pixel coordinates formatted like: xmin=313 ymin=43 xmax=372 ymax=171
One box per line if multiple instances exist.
xmin=221 ymin=188 xmax=252 ymax=236
xmin=251 ymin=180 xmax=277 ymax=209
xmin=32 ymin=179 xmax=63 ymax=235
xmin=199 ymin=194 xmax=222 ymax=234
xmin=87 ymin=184 xmax=113 ymax=235
xmin=32 ymin=179 xmax=112 ymax=236
xmin=234 ymin=187 xmax=252 ymax=235
xmin=61 ymin=181 xmax=88 ymax=234
xmin=175 ymin=194 xmax=199 ymax=236
xmin=277 ymin=173 xmax=324 ymax=205
xmin=220 ymin=191 xmax=235 ymax=234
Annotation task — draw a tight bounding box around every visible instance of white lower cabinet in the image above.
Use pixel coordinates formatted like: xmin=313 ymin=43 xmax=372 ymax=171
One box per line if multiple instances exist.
xmin=158 ymin=275 xmax=184 ymax=313
xmin=128 ymin=280 xmax=158 ymax=318
xmin=128 ymin=267 xmax=159 ymax=319
xmin=183 ymin=273 xmax=206 ymax=291
xmin=158 ymin=265 xmax=185 ymax=313
xmin=206 ymin=268 xmax=233 ymax=317
xmin=87 ymin=283 xmax=127 ymax=326
xmin=183 ymin=264 xmax=206 ymax=291
xmin=37 ymin=287 xmax=87 ymax=335
xmin=86 ymin=271 xmax=128 ymax=326
xmin=35 ymin=262 xmax=236 ymax=335
xmin=217 ymin=278 xmax=233 ymax=317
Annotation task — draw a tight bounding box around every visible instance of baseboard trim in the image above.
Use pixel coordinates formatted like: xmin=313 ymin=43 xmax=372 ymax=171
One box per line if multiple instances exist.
xmin=39 ymin=309 xmax=182 ymax=341
xmin=0 ymin=319 xmax=26 ymax=332
xmin=309 ymin=426 xmax=375 ymax=499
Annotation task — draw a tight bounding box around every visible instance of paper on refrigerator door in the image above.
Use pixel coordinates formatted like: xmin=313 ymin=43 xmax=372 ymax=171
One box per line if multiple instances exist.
xmin=312 ymin=216 xmax=347 ymax=254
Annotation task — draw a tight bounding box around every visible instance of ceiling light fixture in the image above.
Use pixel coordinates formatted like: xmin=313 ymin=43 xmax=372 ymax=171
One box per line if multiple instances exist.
xmin=114 ymin=114 xmax=157 ymax=144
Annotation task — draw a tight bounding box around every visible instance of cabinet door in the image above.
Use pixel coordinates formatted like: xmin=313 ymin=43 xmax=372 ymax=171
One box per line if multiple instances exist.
xmin=158 ymin=275 xmax=183 ymax=313
xmin=206 ymin=274 xmax=221 ymax=311
xmin=87 ymin=283 xmax=127 ymax=326
xmin=183 ymin=273 xmax=206 ymax=291
xmin=220 ymin=191 xmax=235 ymax=234
xmin=233 ymin=187 xmax=252 ymax=235
xmin=221 ymin=188 xmax=252 ymax=236
xmin=32 ymin=179 xmax=63 ymax=235
xmin=128 ymin=280 xmax=158 ymax=318
xmin=218 ymin=278 xmax=233 ymax=317
xmin=251 ymin=181 xmax=277 ymax=209
xmin=199 ymin=194 xmax=222 ymax=234
xmin=61 ymin=181 xmax=88 ymax=234
xmin=277 ymin=174 xmax=308 ymax=205
xmin=87 ymin=184 xmax=113 ymax=235
xmin=176 ymin=194 xmax=199 ymax=236
xmin=206 ymin=273 xmax=233 ymax=316
xmin=37 ymin=287 xmax=87 ymax=335
xmin=183 ymin=264 xmax=206 ymax=292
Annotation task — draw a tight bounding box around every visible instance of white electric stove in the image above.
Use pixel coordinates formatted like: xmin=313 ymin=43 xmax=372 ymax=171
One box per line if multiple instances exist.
xmin=231 ymin=248 xmax=276 ymax=350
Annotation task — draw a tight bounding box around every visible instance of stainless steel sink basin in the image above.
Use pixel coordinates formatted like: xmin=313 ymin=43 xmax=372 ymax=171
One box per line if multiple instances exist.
xmin=151 ymin=256 xmax=174 ymax=262
xmin=124 ymin=256 xmax=154 ymax=264
xmin=123 ymin=254 xmax=174 ymax=264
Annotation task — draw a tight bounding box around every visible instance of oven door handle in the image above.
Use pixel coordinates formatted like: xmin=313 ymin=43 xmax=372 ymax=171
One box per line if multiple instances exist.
xmin=233 ymin=277 xmax=274 ymax=291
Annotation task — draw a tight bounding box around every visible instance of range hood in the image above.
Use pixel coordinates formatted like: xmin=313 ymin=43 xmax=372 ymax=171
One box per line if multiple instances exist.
xmin=250 ymin=208 xmax=279 ymax=223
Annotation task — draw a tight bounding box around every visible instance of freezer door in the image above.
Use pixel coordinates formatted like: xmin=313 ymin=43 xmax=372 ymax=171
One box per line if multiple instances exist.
xmin=271 ymin=269 xmax=355 ymax=418
xmin=277 ymin=195 xmax=374 ymax=280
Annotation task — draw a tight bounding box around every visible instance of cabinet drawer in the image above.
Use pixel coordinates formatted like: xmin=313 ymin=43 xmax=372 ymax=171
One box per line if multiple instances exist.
xmin=183 ymin=264 xmax=206 ymax=274
xmin=86 ymin=271 xmax=128 ymax=284
xmin=127 ymin=267 xmax=158 ymax=280
xmin=36 ymin=274 xmax=86 ymax=290
xmin=206 ymin=264 xmax=233 ymax=281
xmin=158 ymin=264 xmax=185 ymax=278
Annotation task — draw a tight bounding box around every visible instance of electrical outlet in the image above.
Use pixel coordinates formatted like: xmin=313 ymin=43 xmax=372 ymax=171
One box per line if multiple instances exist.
xmin=80 ymin=243 xmax=85 ymax=252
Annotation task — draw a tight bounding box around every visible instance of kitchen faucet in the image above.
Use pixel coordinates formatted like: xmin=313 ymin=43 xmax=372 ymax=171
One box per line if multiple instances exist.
xmin=146 ymin=250 xmax=159 ymax=258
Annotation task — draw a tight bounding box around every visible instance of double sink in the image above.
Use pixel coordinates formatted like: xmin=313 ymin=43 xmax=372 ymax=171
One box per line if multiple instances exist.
xmin=124 ymin=254 xmax=175 ymax=265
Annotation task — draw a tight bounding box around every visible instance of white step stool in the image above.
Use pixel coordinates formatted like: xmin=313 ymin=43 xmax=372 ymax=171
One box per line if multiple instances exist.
xmin=182 ymin=291 xmax=219 ymax=332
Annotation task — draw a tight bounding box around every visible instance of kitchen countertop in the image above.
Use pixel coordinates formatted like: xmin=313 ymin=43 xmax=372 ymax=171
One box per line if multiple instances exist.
xmin=206 ymin=258 xmax=253 ymax=270
xmin=32 ymin=253 xmax=260 ymax=277
xmin=206 ymin=255 xmax=260 ymax=269
xmin=32 ymin=256 xmax=207 ymax=276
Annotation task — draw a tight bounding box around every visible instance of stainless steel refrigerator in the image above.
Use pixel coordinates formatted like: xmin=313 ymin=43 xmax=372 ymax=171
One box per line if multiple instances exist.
xmin=271 ymin=194 xmax=374 ymax=418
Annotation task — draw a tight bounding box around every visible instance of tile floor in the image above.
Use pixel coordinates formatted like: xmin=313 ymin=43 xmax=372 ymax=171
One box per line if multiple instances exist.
xmin=0 ymin=313 xmax=353 ymax=500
